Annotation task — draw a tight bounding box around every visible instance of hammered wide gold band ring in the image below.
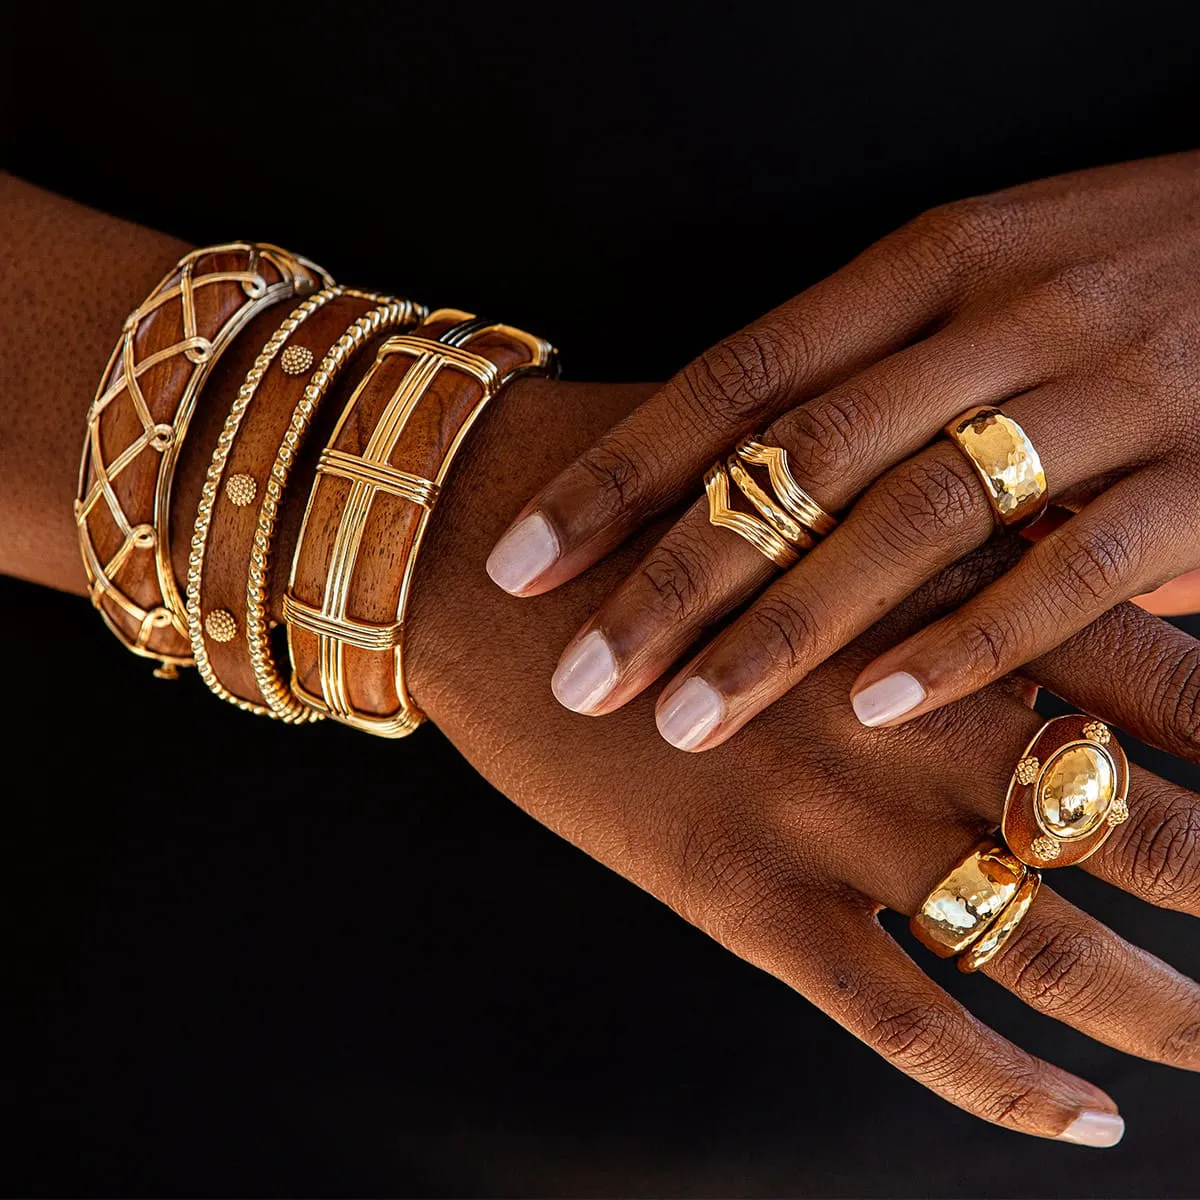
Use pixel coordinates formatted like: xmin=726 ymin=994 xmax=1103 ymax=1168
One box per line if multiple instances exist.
xmin=705 ymin=436 xmax=838 ymax=568
xmin=944 ymin=405 xmax=1048 ymax=529
xmin=911 ymin=841 xmax=1042 ymax=974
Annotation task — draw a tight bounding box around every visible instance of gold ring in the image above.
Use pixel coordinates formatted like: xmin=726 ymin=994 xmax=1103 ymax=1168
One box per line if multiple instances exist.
xmin=958 ymin=871 xmax=1041 ymax=973
xmin=736 ymin=437 xmax=837 ymax=537
xmin=705 ymin=462 xmax=798 ymax=569
xmin=944 ymin=406 xmax=1047 ymax=528
xmin=726 ymin=456 xmax=815 ymax=550
xmin=1002 ymin=714 xmax=1129 ymax=868
xmin=910 ymin=841 xmax=1028 ymax=958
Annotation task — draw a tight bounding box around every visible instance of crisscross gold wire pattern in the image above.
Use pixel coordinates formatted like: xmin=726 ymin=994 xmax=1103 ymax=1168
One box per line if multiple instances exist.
xmin=76 ymin=242 xmax=331 ymax=676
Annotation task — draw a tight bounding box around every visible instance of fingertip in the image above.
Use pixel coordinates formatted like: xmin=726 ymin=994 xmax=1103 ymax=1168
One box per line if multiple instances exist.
xmin=486 ymin=512 xmax=560 ymax=595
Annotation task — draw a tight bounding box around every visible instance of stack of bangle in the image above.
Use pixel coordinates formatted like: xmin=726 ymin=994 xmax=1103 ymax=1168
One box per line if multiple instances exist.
xmin=77 ymin=243 xmax=555 ymax=737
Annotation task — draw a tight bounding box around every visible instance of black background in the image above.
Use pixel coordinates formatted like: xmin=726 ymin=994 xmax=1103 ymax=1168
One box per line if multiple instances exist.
xmin=3 ymin=4 xmax=1200 ymax=1196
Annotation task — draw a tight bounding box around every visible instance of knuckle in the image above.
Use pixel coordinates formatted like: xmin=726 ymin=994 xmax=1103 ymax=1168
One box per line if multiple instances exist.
xmin=1001 ymin=925 xmax=1109 ymax=1016
xmin=1035 ymin=257 xmax=1128 ymax=324
xmin=634 ymin=535 xmax=713 ymax=624
xmin=677 ymin=327 xmax=789 ymax=428
xmin=1160 ymin=1017 xmax=1200 ymax=1069
xmin=1042 ymin=521 xmax=1141 ymax=612
xmin=977 ymin=1076 xmax=1045 ymax=1128
xmin=1156 ymin=645 xmax=1200 ymax=760
xmin=905 ymin=194 xmax=1026 ymax=276
xmin=949 ymin=610 xmax=1019 ymax=678
xmin=865 ymin=995 xmax=955 ymax=1073
xmin=739 ymin=590 xmax=822 ymax=674
xmin=577 ymin=439 xmax=649 ymax=522
xmin=872 ymin=453 xmax=988 ymax=551
xmin=774 ymin=384 xmax=883 ymax=486
xmin=1124 ymin=791 xmax=1200 ymax=909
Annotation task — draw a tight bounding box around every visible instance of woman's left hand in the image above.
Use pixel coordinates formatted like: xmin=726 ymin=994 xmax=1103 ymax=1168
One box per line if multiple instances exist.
xmin=486 ymin=152 xmax=1200 ymax=750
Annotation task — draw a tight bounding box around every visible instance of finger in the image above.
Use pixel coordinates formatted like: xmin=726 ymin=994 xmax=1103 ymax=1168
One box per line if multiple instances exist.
xmin=747 ymin=892 xmax=1123 ymax=1145
xmin=1083 ymin=766 xmax=1200 ymax=916
xmin=982 ymin=887 xmax=1200 ymax=1073
xmin=651 ymin=376 xmax=1162 ymax=751
xmin=551 ymin=319 xmax=1052 ymax=714
xmin=851 ymin=465 xmax=1195 ymax=728
xmin=1135 ymin=566 xmax=1200 ymax=615
xmin=1025 ymin=599 xmax=1200 ymax=763
xmin=856 ymin=812 xmax=1200 ymax=1079
xmin=484 ymin=219 xmax=968 ymax=597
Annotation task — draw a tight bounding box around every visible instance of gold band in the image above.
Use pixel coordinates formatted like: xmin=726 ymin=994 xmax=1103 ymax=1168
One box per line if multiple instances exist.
xmin=958 ymin=871 xmax=1041 ymax=973
xmin=1001 ymin=715 xmax=1130 ymax=868
xmin=736 ymin=437 xmax=837 ymax=537
xmin=726 ymin=456 xmax=815 ymax=550
xmin=944 ymin=406 xmax=1047 ymax=528
xmin=910 ymin=841 xmax=1028 ymax=958
xmin=704 ymin=462 xmax=799 ymax=569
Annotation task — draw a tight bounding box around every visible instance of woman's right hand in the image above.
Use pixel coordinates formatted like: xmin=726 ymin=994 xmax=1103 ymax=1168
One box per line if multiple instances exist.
xmin=402 ymin=377 xmax=1200 ymax=1145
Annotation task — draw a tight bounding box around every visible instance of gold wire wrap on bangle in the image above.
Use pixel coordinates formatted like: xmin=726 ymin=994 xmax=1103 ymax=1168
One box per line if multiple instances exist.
xmin=726 ymin=456 xmax=815 ymax=551
xmin=285 ymin=310 xmax=557 ymax=736
xmin=736 ymin=437 xmax=838 ymax=538
xmin=910 ymin=841 xmax=1028 ymax=958
xmin=76 ymin=242 xmax=331 ymax=678
xmin=943 ymin=405 xmax=1048 ymax=528
xmin=957 ymin=871 xmax=1041 ymax=973
xmin=705 ymin=462 xmax=799 ymax=569
xmin=248 ymin=298 xmax=418 ymax=722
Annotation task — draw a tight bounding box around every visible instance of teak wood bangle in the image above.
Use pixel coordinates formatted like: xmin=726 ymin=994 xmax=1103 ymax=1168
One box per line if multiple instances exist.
xmin=284 ymin=308 xmax=557 ymax=737
xmin=185 ymin=289 xmax=423 ymax=721
xmin=76 ymin=242 xmax=330 ymax=677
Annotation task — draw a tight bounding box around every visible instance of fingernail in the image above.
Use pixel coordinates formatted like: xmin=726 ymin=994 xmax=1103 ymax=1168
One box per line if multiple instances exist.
xmin=1058 ymin=1110 xmax=1125 ymax=1148
xmin=552 ymin=631 xmax=618 ymax=713
xmin=851 ymin=671 xmax=926 ymax=727
xmin=486 ymin=514 xmax=560 ymax=594
xmin=657 ymin=678 xmax=723 ymax=751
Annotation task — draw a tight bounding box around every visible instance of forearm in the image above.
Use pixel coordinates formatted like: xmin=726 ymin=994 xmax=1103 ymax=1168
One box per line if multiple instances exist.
xmin=0 ymin=172 xmax=189 ymax=592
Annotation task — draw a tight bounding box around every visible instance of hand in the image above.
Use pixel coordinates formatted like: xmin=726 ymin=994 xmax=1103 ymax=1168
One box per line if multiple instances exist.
xmin=485 ymin=152 xmax=1200 ymax=750
xmin=406 ymin=376 xmax=1200 ymax=1145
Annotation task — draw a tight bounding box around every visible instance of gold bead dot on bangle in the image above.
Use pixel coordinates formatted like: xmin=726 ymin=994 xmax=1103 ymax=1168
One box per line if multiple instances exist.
xmin=205 ymin=609 xmax=238 ymax=643
xmin=225 ymin=473 xmax=257 ymax=507
xmin=280 ymin=345 xmax=314 ymax=375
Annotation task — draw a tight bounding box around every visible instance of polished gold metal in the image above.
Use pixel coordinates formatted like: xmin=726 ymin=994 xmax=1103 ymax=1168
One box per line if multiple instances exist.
xmin=185 ymin=288 xmax=419 ymax=722
xmin=705 ymin=462 xmax=799 ymax=569
xmin=76 ymin=242 xmax=331 ymax=676
xmin=286 ymin=310 xmax=557 ymax=737
xmin=958 ymin=871 xmax=1042 ymax=973
xmin=944 ymin=405 xmax=1047 ymax=528
xmin=736 ymin=437 xmax=837 ymax=537
xmin=726 ymin=456 xmax=815 ymax=550
xmin=204 ymin=610 xmax=238 ymax=643
xmin=280 ymin=345 xmax=314 ymax=375
xmin=225 ymin=473 xmax=258 ymax=507
xmin=910 ymin=841 xmax=1027 ymax=958
xmin=1001 ymin=715 xmax=1130 ymax=868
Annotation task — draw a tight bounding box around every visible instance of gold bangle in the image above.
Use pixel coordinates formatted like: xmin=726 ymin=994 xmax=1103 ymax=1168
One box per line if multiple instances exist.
xmin=943 ymin=406 xmax=1047 ymax=528
xmin=726 ymin=456 xmax=815 ymax=551
xmin=958 ymin=871 xmax=1041 ymax=973
xmin=284 ymin=309 xmax=557 ymax=736
xmin=247 ymin=299 xmax=417 ymax=722
xmin=910 ymin=841 xmax=1027 ymax=958
xmin=736 ymin=437 xmax=837 ymax=537
xmin=704 ymin=462 xmax=799 ymax=569
xmin=1001 ymin=715 xmax=1130 ymax=868
xmin=76 ymin=242 xmax=330 ymax=678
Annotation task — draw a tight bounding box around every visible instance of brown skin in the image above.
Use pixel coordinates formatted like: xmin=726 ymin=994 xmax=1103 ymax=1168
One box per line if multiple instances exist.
xmin=494 ymin=152 xmax=1200 ymax=747
xmin=2 ymin=173 xmax=1199 ymax=1143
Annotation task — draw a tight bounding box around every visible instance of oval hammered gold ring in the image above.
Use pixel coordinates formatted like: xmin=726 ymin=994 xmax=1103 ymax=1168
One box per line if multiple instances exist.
xmin=944 ymin=405 xmax=1047 ymax=528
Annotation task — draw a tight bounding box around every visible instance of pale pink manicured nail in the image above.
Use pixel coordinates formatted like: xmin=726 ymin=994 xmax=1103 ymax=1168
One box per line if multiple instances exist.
xmin=656 ymin=678 xmax=723 ymax=750
xmin=1057 ymin=1110 xmax=1125 ymax=1148
xmin=851 ymin=671 xmax=926 ymax=727
xmin=486 ymin=514 xmax=560 ymax=594
xmin=552 ymin=631 xmax=618 ymax=714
